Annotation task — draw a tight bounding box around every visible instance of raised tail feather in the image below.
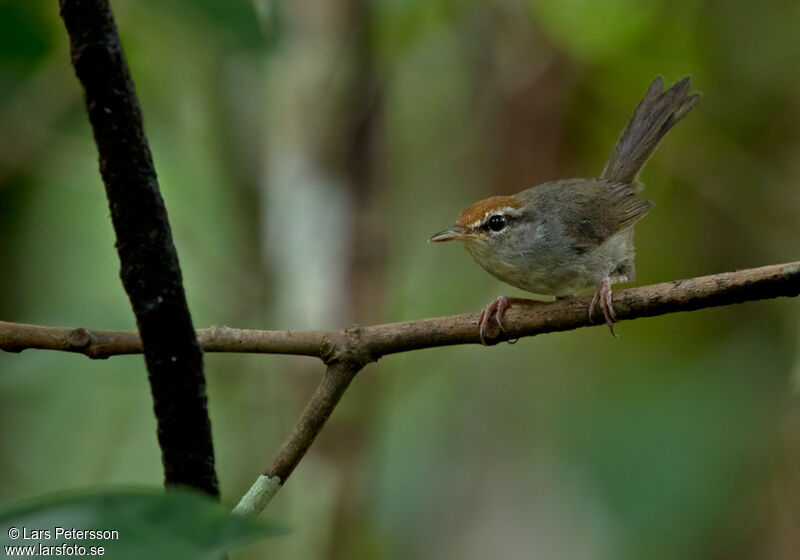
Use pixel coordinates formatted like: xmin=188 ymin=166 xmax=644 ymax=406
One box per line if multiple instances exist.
xmin=600 ymin=77 xmax=700 ymax=184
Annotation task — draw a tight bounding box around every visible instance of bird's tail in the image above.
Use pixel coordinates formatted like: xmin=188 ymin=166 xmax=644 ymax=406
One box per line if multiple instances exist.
xmin=600 ymin=77 xmax=700 ymax=184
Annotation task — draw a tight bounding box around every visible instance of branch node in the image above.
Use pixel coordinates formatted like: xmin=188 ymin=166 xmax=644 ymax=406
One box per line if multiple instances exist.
xmin=320 ymin=338 xmax=337 ymax=364
xmin=320 ymin=325 xmax=375 ymax=367
xmin=67 ymin=327 xmax=92 ymax=349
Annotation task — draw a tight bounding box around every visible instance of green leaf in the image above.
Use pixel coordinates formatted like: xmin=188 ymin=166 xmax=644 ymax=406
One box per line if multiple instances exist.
xmin=0 ymin=487 xmax=285 ymax=559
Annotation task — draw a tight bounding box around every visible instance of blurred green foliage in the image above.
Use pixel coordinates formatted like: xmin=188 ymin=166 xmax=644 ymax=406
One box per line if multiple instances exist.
xmin=0 ymin=488 xmax=284 ymax=558
xmin=1 ymin=0 xmax=799 ymax=559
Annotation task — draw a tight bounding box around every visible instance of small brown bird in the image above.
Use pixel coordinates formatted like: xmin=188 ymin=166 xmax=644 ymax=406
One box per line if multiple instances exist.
xmin=429 ymin=77 xmax=700 ymax=343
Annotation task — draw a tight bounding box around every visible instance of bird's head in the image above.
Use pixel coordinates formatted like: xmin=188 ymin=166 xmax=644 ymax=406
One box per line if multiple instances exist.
xmin=428 ymin=195 xmax=526 ymax=248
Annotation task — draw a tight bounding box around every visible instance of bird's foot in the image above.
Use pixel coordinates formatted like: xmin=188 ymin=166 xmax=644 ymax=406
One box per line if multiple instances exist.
xmin=478 ymin=295 xmax=542 ymax=345
xmin=589 ymin=277 xmax=618 ymax=337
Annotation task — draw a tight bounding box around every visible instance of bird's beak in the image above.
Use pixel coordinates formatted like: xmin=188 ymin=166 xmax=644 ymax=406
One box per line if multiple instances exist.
xmin=428 ymin=226 xmax=469 ymax=242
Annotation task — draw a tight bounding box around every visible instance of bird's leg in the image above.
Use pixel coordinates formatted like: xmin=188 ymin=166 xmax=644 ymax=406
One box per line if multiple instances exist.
xmin=478 ymin=295 xmax=543 ymax=345
xmin=589 ymin=276 xmax=626 ymax=337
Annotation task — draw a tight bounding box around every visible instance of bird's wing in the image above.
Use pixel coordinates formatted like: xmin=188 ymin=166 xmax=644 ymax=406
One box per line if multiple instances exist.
xmin=557 ymin=179 xmax=653 ymax=251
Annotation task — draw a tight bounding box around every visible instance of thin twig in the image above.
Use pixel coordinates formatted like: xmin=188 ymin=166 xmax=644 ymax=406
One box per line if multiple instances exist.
xmin=268 ymin=359 xmax=364 ymax=479
xmin=3 ymin=261 xmax=799 ymax=360
xmin=232 ymin=359 xmax=363 ymax=516
xmin=59 ymin=0 xmax=218 ymax=495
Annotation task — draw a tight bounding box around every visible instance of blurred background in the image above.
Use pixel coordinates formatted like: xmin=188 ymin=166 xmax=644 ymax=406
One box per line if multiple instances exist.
xmin=1 ymin=0 xmax=800 ymax=558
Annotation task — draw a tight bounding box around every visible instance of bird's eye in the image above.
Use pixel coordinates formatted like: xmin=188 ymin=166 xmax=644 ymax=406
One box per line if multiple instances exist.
xmin=487 ymin=214 xmax=507 ymax=232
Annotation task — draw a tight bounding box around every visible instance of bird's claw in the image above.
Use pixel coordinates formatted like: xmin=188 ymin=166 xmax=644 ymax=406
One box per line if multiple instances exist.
xmin=478 ymin=295 xmax=510 ymax=344
xmin=589 ymin=278 xmax=618 ymax=337
xmin=477 ymin=296 xmax=541 ymax=344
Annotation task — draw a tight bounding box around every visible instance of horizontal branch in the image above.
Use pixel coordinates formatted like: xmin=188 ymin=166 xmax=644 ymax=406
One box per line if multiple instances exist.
xmin=5 ymin=261 xmax=799 ymax=517
xmin=2 ymin=261 xmax=799 ymax=362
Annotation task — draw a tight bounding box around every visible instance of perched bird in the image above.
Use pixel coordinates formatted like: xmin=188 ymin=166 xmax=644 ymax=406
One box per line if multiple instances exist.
xmin=429 ymin=77 xmax=700 ymax=343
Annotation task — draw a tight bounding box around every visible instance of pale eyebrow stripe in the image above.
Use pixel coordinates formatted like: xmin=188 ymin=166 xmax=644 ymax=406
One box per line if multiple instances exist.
xmin=469 ymin=206 xmax=523 ymax=228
